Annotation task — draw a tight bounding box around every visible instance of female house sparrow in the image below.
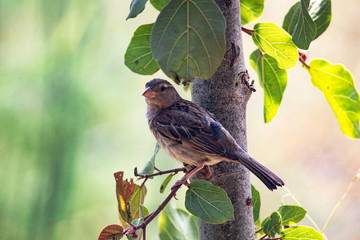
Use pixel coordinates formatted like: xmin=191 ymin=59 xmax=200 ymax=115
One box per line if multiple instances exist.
xmin=143 ymin=78 xmax=284 ymax=190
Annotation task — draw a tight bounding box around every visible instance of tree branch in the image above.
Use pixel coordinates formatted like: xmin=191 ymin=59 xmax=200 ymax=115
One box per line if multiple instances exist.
xmin=123 ymin=163 xmax=206 ymax=238
xmin=192 ymin=0 xmax=255 ymax=239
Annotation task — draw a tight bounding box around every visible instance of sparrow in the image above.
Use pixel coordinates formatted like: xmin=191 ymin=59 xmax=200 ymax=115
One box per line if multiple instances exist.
xmin=143 ymin=78 xmax=284 ymax=190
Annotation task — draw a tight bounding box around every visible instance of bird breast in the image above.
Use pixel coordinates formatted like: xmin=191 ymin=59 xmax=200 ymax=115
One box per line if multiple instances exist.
xmin=153 ymin=129 xmax=223 ymax=166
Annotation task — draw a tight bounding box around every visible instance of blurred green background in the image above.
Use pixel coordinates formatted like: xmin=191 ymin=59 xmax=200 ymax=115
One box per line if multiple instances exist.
xmin=0 ymin=0 xmax=359 ymax=239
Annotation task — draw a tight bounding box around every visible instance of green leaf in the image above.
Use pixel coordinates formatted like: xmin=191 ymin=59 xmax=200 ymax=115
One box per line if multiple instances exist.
xmin=127 ymin=0 xmax=148 ymax=19
xmin=255 ymin=218 xmax=261 ymax=229
xmin=126 ymin=218 xmax=144 ymax=240
xmin=185 ymin=180 xmax=234 ymax=224
xmin=250 ymin=49 xmax=288 ymax=123
xmin=282 ymin=0 xmax=317 ymax=50
xmin=159 ymin=201 xmax=199 ymax=240
xmin=308 ymin=59 xmax=360 ymax=138
xmin=281 ymin=226 xmax=324 ymax=240
xmin=139 ymin=143 xmax=160 ymax=175
xmin=126 ymin=206 xmax=148 ymax=240
xmin=150 ymin=0 xmax=169 ymax=11
xmin=251 ymin=184 xmax=261 ymax=223
xmin=261 ymin=211 xmax=282 ymax=238
xmin=125 ymin=24 xmax=159 ymax=75
xmin=252 ymin=22 xmax=298 ymax=69
xmin=160 ymin=173 xmax=173 ymax=193
xmin=115 ymin=172 xmax=143 ymax=227
xmin=151 ymin=0 xmax=226 ymax=83
xmin=129 ymin=185 xmax=147 ymax=221
xmin=140 ymin=204 xmax=149 ymax=218
xmin=308 ymin=0 xmax=331 ymax=39
xmin=240 ymin=0 xmax=264 ymax=25
xmin=278 ymin=205 xmax=306 ymax=225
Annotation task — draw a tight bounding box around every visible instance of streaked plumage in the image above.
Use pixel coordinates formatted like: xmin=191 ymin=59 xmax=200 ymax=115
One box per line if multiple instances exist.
xmin=143 ymin=78 xmax=284 ymax=190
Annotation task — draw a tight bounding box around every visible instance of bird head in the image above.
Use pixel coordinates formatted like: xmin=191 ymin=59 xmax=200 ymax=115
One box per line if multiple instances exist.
xmin=143 ymin=79 xmax=181 ymax=111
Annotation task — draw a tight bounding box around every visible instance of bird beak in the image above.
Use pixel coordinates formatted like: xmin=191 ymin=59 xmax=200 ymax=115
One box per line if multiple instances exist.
xmin=142 ymin=87 xmax=157 ymax=99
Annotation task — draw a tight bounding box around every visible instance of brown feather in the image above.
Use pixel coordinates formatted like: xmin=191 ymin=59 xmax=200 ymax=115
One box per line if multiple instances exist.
xmin=144 ymin=78 xmax=284 ymax=190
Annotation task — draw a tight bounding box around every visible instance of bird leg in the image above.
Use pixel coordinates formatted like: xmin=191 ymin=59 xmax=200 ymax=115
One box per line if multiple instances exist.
xmin=199 ymin=165 xmax=212 ymax=180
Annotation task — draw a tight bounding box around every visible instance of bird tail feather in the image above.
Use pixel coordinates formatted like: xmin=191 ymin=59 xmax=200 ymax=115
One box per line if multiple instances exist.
xmin=234 ymin=150 xmax=284 ymax=191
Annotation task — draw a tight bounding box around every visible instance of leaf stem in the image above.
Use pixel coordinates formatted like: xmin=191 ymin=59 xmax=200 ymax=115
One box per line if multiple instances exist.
xmin=255 ymin=227 xmax=263 ymax=234
xmin=123 ymin=163 xmax=206 ymax=237
xmin=241 ymin=26 xmax=254 ymax=36
xmin=298 ymin=50 xmax=310 ymax=68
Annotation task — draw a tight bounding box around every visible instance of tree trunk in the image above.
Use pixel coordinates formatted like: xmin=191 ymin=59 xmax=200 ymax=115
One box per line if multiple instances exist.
xmin=191 ymin=0 xmax=255 ymax=239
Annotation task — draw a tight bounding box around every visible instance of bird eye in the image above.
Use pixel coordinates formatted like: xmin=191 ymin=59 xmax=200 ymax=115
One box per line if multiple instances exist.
xmin=160 ymin=86 xmax=166 ymax=92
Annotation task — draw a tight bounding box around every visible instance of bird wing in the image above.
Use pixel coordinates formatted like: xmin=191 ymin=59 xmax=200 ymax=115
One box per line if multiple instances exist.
xmin=152 ymin=100 xmax=227 ymax=156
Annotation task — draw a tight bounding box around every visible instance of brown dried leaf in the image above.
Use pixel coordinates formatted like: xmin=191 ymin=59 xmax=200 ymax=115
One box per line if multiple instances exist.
xmin=98 ymin=224 xmax=123 ymax=240
xmin=114 ymin=171 xmax=145 ymax=226
xmin=114 ymin=171 xmax=136 ymax=223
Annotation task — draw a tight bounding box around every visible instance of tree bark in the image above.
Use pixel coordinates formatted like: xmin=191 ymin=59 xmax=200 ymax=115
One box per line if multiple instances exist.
xmin=191 ymin=0 xmax=255 ymax=239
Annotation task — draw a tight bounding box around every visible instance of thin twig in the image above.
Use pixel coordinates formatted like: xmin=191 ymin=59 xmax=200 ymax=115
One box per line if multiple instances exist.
xmin=136 ymin=167 xmax=186 ymax=179
xmin=255 ymin=227 xmax=263 ymax=234
xmin=140 ymin=177 xmax=148 ymax=189
xmin=259 ymin=233 xmax=268 ymax=240
xmin=123 ymin=163 xmax=206 ymax=237
xmin=143 ymin=226 xmax=146 ymax=240
xmin=321 ymin=168 xmax=360 ymax=234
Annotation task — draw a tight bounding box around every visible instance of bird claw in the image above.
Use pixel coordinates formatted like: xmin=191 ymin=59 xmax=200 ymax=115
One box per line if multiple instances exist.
xmin=199 ymin=165 xmax=212 ymax=180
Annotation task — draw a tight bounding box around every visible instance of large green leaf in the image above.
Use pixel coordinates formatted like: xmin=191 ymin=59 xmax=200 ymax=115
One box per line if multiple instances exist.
xmin=251 ymin=184 xmax=261 ymax=224
xmin=240 ymin=0 xmax=264 ymax=25
xmin=283 ymin=0 xmax=316 ymax=50
xmin=127 ymin=0 xmax=148 ymax=19
xmin=250 ymin=49 xmax=288 ymax=123
xmin=308 ymin=0 xmax=331 ymax=39
xmin=252 ymin=22 xmax=298 ymax=69
xmin=139 ymin=143 xmax=160 ymax=175
xmin=159 ymin=201 xmax=199 ymax=240
xmin=281 ymin=226 xmax=324 ymax=240
xmin=125 ymin=24 xmax=159 ymax=75
xmin=261 ymin=211 xmax=282 ymax=238
xmin=278 ymin=205 xmax=306 ymax=225
xmin=308 ymin=59 xmax=360 ymax=138
xmin=150 ymin=0 xmax=169 ymax=11
xmin=185 ymin=180 xmax=234 ymax=224
xmin=151 ymin=0 xmax=226 ymax=83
